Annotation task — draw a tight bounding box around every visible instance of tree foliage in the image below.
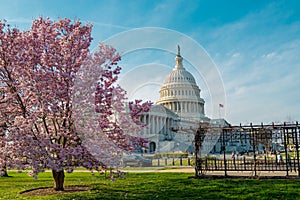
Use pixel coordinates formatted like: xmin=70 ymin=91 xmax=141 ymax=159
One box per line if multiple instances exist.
xmin=0 ymin=18 xmax=151 ymax=190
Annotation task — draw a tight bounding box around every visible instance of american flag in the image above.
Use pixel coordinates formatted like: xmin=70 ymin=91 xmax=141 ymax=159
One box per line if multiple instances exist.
xmin=219 ymin=104 xmax=224 ymax=108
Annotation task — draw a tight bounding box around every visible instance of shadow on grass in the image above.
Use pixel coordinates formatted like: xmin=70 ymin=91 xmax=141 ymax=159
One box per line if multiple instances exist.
xmin=20 ymin=186 xmax=92 ymax=196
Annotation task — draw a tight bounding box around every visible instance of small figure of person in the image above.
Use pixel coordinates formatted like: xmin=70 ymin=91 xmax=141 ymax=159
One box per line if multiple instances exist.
xmin=277 ymin=153 xmax=283 ymax=164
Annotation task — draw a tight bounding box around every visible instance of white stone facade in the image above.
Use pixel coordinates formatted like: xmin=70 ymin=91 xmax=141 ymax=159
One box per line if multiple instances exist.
xmin=138 ymin=46 xmax=210 ymax=153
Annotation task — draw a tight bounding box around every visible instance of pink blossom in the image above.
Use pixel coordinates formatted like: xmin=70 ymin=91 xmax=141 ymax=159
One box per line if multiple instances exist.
xmin=0 ymin=17 xmax=152 ymax=185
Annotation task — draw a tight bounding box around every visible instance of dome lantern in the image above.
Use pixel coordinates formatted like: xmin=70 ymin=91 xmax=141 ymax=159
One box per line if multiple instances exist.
xmin=175 ymin=45 xmax=184 ymax=70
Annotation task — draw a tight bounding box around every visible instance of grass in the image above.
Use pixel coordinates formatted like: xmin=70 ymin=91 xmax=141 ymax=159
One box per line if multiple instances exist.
xmin=0 ymin=170 xmax=300 ymax=199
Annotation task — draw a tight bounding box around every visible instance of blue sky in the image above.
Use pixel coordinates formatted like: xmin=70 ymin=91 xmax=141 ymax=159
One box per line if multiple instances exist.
xmin=1 ymin=0 xmax=300 ymax=124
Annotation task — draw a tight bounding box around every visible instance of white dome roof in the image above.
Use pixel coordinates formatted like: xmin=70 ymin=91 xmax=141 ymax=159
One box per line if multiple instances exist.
xmin=156 ymin=46 xmax=205 ymax=120
xmin=163 ymin=45 xmax=197 ymax=86
xmin=163 ymin=68 xmax=197 ymax=85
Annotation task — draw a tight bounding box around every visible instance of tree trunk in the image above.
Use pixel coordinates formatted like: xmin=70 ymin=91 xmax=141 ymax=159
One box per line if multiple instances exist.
xmin=52 ymin=169 xmax=65 ymax=191
xmin=0 ymin=167 xmax=8 ymax=177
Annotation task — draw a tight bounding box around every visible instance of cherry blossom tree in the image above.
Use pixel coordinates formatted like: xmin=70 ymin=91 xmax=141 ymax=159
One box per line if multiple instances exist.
xmin=0 ymin=21 xmax=25 ymax=177
xmin=0 ymin=18 xmax=151 ymax=190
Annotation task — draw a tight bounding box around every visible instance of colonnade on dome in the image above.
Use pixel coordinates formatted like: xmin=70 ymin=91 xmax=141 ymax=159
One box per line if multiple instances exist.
xmin=160 ymin=101 xmax=204 ymax=115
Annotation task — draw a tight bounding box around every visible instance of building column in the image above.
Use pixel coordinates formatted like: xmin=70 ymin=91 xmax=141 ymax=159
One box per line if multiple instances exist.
xmin=141 ymin=116 xmax=145 ymax=135
xmin=151 ymin=115 xmax=154 ymax=134
xmin=169 ymin=118 xmax=172 ymax=138
xmin=180 ymin=102 xmax=183 ymax=112
xmin=145 ymin=115 xmax=149 ymax=135
xmin=159 ymin=116 xmax=161 ymax=133
xmin=163 ymin=117 xmax=166 ymax=134
xmin=186 ymin=102 xmax=190 ymax=112
xmin=156 ymin=116 xmax=159 ymax=134
xmin=153 ymin=116 xmax=156 ymax=134
xmin=147 ymin=115 xmax=151 ymax=134
xmin=160 ymin=117 xmax=165 ymax=134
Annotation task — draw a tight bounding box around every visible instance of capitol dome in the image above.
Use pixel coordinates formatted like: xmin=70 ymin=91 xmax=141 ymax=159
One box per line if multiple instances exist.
xmin=156 ymin=46 xmax=205 ymax=120
xmin=163 ymin=67 xmax=197 ymax=86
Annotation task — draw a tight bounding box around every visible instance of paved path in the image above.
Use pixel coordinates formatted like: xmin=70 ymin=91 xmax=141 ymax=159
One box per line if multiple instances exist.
xmin=122 ymin=167 xmax=195 ymax=173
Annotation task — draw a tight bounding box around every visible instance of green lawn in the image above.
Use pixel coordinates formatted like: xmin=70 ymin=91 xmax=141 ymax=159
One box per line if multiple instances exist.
xmin=0 ymin=171 xmax=299 ymax=199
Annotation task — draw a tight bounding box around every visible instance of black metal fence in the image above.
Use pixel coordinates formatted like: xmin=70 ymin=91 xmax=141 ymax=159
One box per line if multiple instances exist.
xmin=195 ymin=122 xmax=300 ymax=177
xmin=151 ymin=157 xmax=193 ymax=166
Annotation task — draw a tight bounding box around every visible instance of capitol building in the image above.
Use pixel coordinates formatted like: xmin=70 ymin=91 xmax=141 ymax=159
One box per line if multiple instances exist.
xmin=137 ymin=46 xmax=214 ymax=153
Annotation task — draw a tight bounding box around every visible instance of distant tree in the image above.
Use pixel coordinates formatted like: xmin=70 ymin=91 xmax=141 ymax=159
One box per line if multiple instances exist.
xmin=256 ymin=128 xmax=273 ymax=155
xmin=0 ymin=18 xmax=151 ymax=190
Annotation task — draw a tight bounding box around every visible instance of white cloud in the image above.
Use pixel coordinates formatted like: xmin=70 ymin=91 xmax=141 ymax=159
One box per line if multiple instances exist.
xmin=231 ymin=53 xmax=240 ymax=58
xmin=262 ymin=52 xmax=276 ymax=59
xmin=199 ymin=2 xmax=300 ymax=124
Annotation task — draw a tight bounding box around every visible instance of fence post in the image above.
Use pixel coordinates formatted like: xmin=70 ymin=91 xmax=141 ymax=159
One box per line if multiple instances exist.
xmin=275 ymin=153 xmax=278 ymax=170
xmin=295 ymin=121 xmax=300 ymax=177
xmin=165 ymin=158 xmax=168 ymax=166
xmin=180 ymin=157 xmax=182 ymax=166
xmin=233 ymin=156 xmax=236 ymax=171
xmin=188 ymin=158 xmax=191 ymax=166
xmin=264 ymin=156 xmax=267 ymax=171
xmin=158 ymin=159 xmax=160 ymax=166
xmin=222 ymin=128 xmax=227 ymax=176
xmin=214 ymin=157 xmax=217 ymax=170
xmin=283 ymin=123 xmax=289 ymax=176
xmin=172 ymin=158 xmax=175 ymax=166
xmin=251 ymin=123 xmax=257 ymax=177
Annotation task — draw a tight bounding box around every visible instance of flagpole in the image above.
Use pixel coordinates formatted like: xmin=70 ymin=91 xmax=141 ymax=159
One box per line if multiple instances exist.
xmin=219 ymin=104 xmax=224 ymax=119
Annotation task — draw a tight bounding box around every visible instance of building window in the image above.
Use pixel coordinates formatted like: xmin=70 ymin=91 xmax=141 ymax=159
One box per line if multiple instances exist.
xmin=149 ymin=142 xmax=156 ymax=153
